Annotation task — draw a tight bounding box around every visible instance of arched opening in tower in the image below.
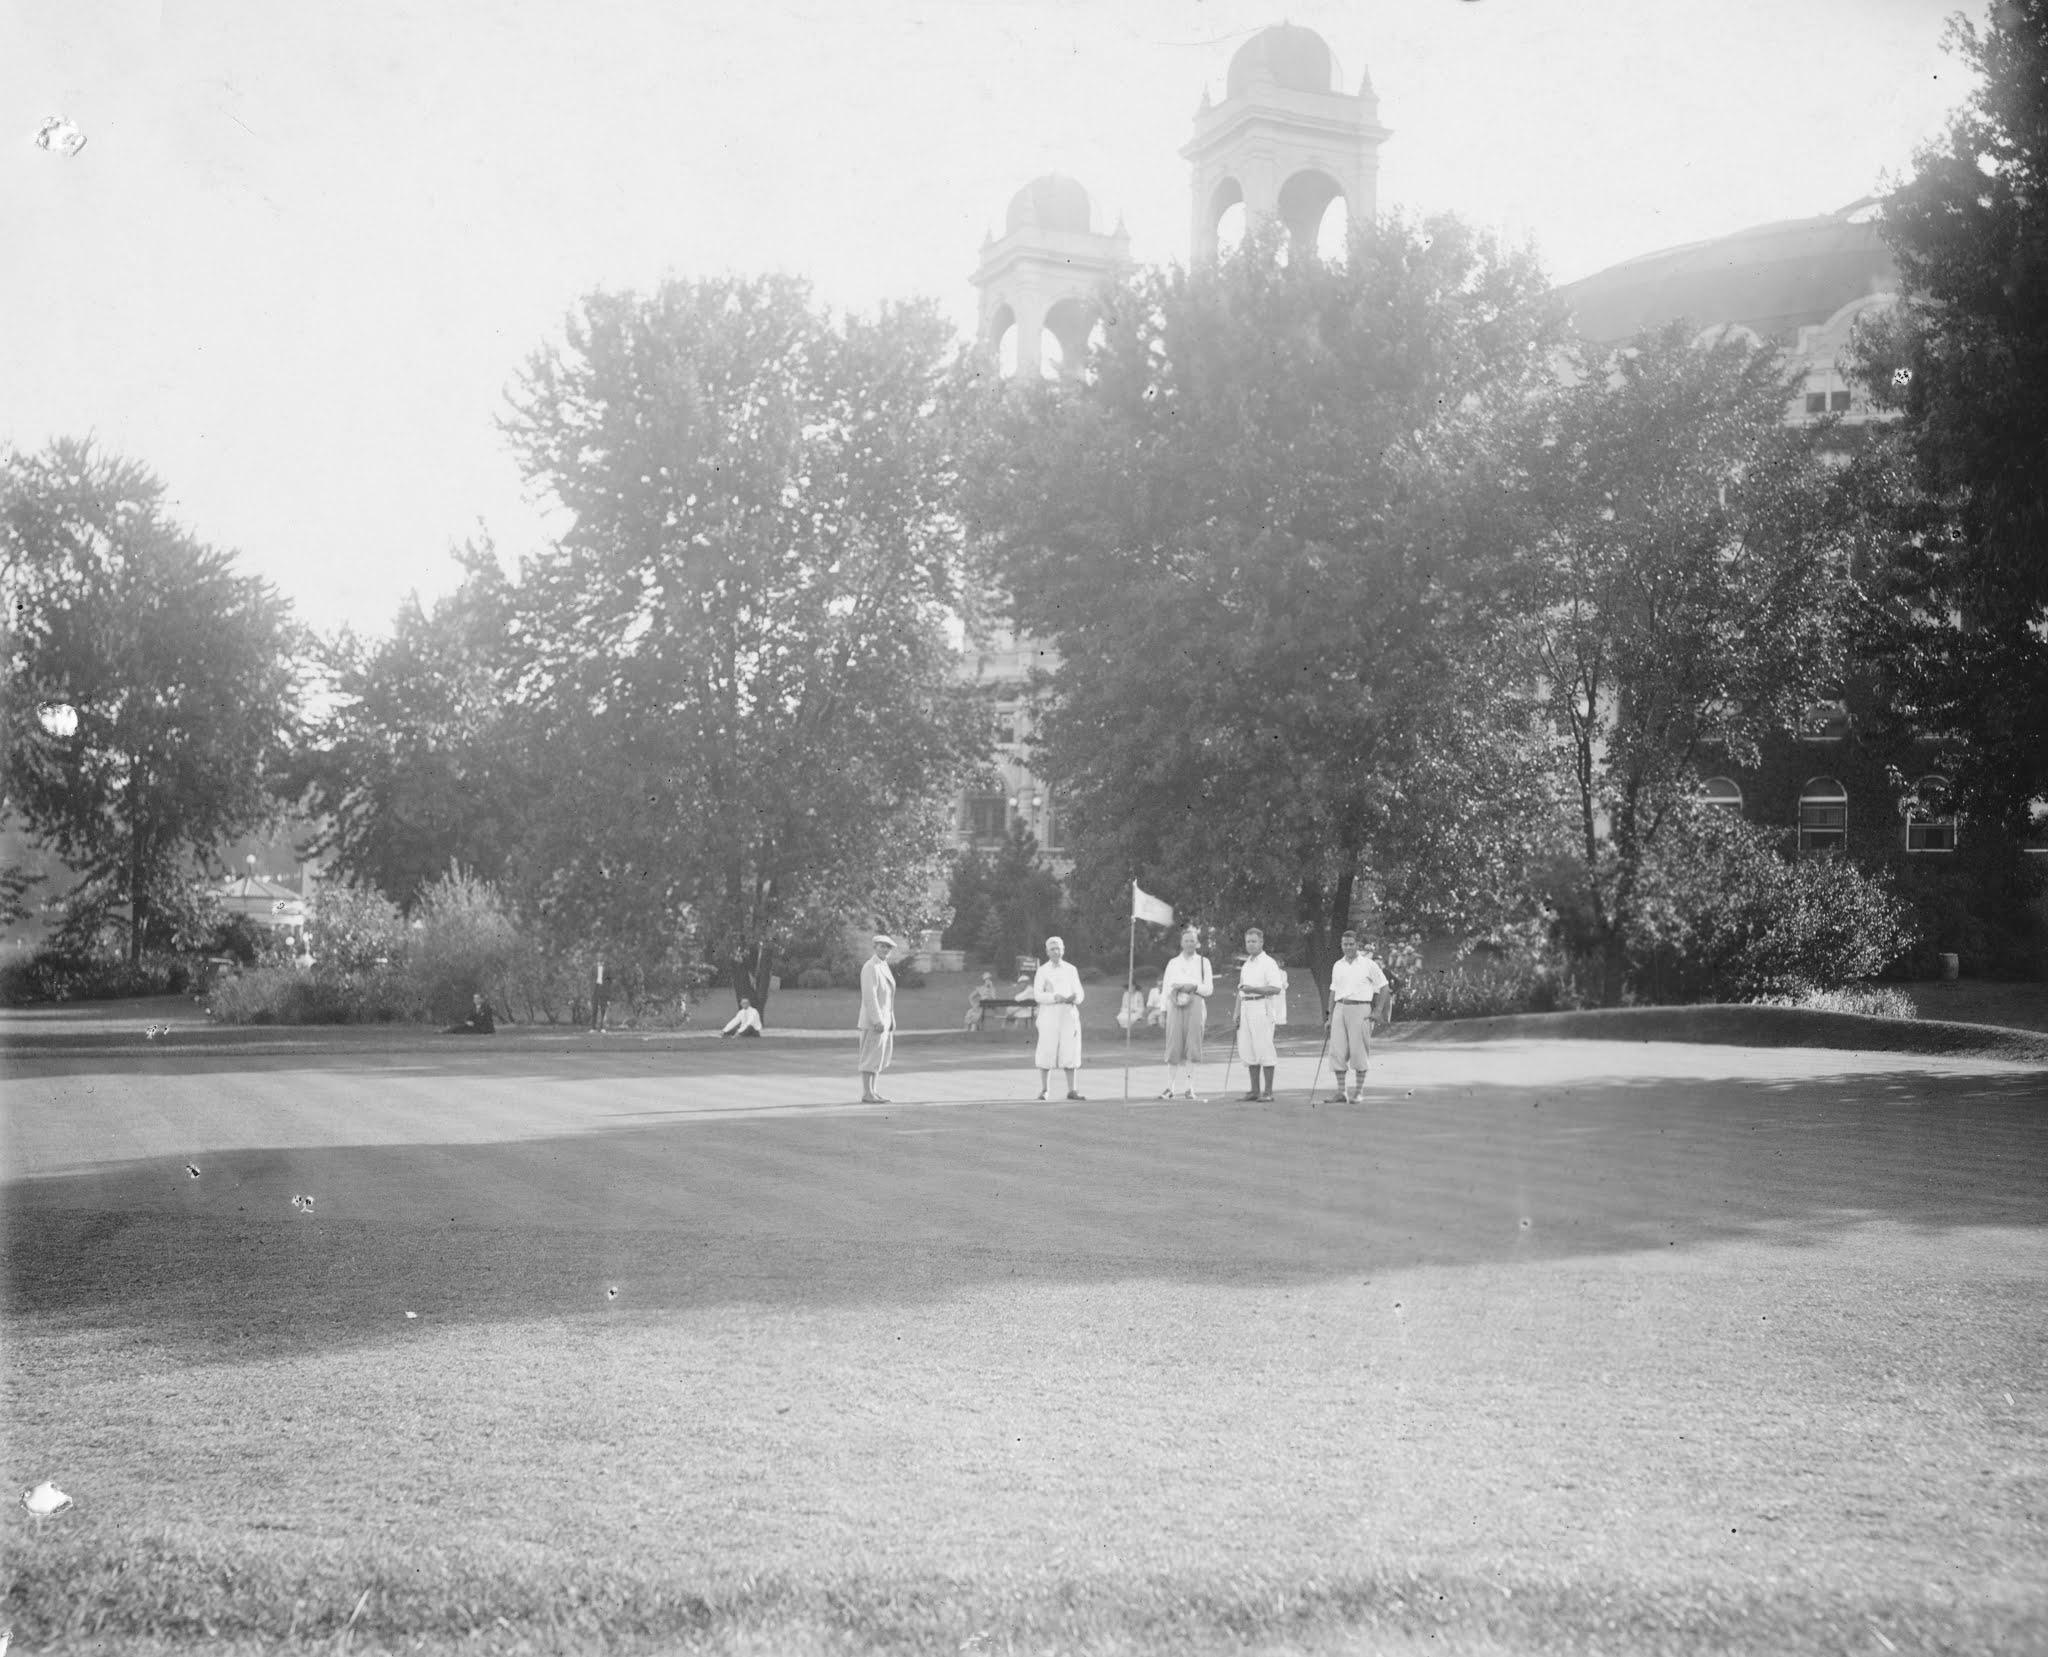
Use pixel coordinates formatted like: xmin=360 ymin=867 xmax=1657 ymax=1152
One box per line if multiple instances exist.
xmin=1043 ymin=297 xmax=1095 ymax=379
xmin=1278 ymin=169 xmax=1345 ymax=262
xmin=1315 ymin=193 xmax=1350 ymax=264
xmin=1210 ymin=177 xmax=1247 ymax=258
xmin=990 ymin=304 xmax=1019 ymax=378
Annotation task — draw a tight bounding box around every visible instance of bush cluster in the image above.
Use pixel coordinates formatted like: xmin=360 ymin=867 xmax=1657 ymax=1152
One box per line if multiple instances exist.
xmin=0 ymin=950 xmax=190 ymax=1006
xmin=205 ymin=965 xmax=409 ymax=1025
xmin=1393 ymin=958 xmax=1584 ymax=1023
xmin=1627 ymin=813 xmax=1919 ymax=1001
xmin=1755 ymin=983 xmax=1919 ymax=1020
xmin=204 ymin=870 xmax=708 ymax=1028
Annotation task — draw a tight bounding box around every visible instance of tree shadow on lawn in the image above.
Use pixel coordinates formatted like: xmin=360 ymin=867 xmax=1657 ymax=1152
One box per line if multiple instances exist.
xmin=5 ymin=1065 xmax=2044 ymax=1366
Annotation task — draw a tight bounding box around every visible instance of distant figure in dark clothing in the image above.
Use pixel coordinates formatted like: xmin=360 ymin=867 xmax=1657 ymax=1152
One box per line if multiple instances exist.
xmin=443 ymin=992 xmax=496 ymax=1035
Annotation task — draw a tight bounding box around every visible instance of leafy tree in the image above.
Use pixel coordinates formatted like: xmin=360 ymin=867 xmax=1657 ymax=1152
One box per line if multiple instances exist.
xmin=1850 ymin=0 xmax=2048 ymax=821
xmin=961 ymin=217 xmax=1567 ymax=1005
xmin=1512 ymin=324 xmax=1854 ymax=999
xmin=1 ymin=440 xmax=300 ymax=963
xmin=290 ymin=541 xmax=527 ymax=904
xmin=0 ymin=863 xmax=43 ymax=931
xmin=497 ymin=275 xmax=982 ymax=1012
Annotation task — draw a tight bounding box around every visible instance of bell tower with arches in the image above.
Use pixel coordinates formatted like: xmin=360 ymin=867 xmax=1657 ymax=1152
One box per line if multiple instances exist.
xmin=1183 ymin=23 xmax=1391 ymax=262
xmin=971 ymin=174 xmax=1131 ymax=380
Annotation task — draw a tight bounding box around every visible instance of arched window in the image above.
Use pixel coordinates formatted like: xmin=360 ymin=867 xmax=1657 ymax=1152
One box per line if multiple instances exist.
xmin=1700 ymin=776 xmax=1743 ymax=811
xmin=1798 ymin=777 xmax=1848 ymax=853
xmin=2025 ymin=797 xmax=2048 ymax=857
xmin=1903 ymin=776 xmax=1957 ymax=853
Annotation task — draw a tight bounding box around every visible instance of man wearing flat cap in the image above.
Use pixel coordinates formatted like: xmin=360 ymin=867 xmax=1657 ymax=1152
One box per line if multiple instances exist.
xmin=857 ymin=933 xmax=897 ymax=1103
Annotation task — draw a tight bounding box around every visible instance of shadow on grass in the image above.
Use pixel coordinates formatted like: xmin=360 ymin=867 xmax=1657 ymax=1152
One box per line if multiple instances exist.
xmin=6 ymin=1060 xmax=2045 ymax=1366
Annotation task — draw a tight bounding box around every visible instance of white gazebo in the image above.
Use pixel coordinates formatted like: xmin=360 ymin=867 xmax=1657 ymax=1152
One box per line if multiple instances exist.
xmin=219 ymin=856 xmax=307 ymax=937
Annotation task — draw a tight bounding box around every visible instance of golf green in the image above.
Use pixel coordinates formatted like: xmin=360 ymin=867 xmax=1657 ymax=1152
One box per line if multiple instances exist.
xmin=3 ymin=1021 xmax=2044 ymax=1654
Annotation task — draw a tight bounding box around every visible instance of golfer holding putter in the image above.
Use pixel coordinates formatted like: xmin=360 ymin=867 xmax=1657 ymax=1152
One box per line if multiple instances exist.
xmin=1323 ymin=930 xmax=1389 ymax=1104
xmin=1233 ymin=927 xmax=1288 ymax=1102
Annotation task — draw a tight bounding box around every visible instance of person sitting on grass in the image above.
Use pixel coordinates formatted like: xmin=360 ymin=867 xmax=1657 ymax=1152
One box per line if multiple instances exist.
xmin=721 ymin=998 xmax=764 ymax=1038
xmin=442 ymin=992 xmax=496 ymax=1035
xmin=964 ymin=970 xmax=999 ymax=1031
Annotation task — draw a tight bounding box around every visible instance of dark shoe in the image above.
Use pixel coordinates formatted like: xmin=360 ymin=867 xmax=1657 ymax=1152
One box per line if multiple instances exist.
xmin=1066 ymin=1091 xmax=1086 ymax=1101
xmin=1239 ymin=1091 xmax=1261 ymax=1102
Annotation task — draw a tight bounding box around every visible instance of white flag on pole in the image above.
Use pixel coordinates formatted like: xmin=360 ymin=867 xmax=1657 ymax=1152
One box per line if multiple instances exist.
xmin=1131 ymin=882 xmax=1174 ymax=926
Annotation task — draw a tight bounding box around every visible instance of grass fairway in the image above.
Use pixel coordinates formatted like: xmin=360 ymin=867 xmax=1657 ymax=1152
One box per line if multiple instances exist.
xmin=3 ymin=1021 xmax=2045 ymax=1654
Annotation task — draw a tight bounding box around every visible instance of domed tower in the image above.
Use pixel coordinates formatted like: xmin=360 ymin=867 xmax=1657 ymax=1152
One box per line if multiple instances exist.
xmin=971 ymin=174 xmax=1132 ymax=379
xmin=1183 ymin=23 xmax=1392 ymax=262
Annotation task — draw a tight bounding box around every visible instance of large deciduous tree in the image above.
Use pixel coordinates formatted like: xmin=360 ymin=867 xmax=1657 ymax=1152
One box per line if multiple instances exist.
xmin=962 ymin=218 xmax=1567 ymax=1004
xmin=1513 ymin=325 xmax=1854 ymax=999
xmin=1 ymin=440 xmax=300 ymax=961
xmin=290 ymin=539 xmax=527 ymax=904
xmin=497 ymin=276 xmax=981 ymax=1009
xmin=1850 ymin=0 xmax=2048 ymax=821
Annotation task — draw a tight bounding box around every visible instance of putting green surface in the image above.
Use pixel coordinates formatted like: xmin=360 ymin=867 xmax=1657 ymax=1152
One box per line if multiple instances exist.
xmin=3 ymin=1028 xmax=2045 ymax=1653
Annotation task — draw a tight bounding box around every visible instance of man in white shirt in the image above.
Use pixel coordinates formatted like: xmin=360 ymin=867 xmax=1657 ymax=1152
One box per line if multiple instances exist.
xmin=1323 ymin=930 xmax=1390 ymax=1103
xmin=720 ymin=997 xmax=763 ymax=1038
xmin=1234 ymin=928 xmax=1288 ymax=1102
xmin=1031 ymin=935 xmax=1086 ymax=1101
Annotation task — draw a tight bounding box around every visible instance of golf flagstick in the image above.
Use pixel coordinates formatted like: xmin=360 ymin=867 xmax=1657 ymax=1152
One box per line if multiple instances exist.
xmin=1123 ymin=906 xmax=1135 ymax=1103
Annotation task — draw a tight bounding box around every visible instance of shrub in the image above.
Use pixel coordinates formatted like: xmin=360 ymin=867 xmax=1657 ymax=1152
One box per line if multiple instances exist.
xmin=1395 ymin=959 xmax=1582 ymax=1022
xmin=495 ymin=936 xmax=591 ymax=1026
xmin=1625 ymin=809 xmax=1919 ymax=1002
xmin=796 ymin=968 xmax=832 ymax=990
xmin=1757 ymin=983 xmax=1918 ymax=1020
xmin=207 ymin=964 xmax=415 ymax=1025
xmin=308 ymin=884 xmax=407 ymax=976
xmin=406 ymin=867 xmax=520 ymax=1022
xmin=0 ymin=948 xmax=184 ymax=1005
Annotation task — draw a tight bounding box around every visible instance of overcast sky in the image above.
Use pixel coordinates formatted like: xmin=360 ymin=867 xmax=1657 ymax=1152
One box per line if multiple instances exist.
xmin=4 ymin=0 xmax=1968 ymax=639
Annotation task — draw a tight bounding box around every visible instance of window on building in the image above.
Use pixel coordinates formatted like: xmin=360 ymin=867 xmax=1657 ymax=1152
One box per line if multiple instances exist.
xmin=1798 ymin=777 xmax=1848 ymax=853
xmin=1700 ymin=776 xmax=1743 ymax=811
xmin=993 ymin=710 xmax=1018 ymax=746
xmin=1903 ymin=776 xmax=1958 ymax=852
xmin=2025 ymin=798 xmax=2048 ymax=857
xmin=964 ymin=794 xmax=1007 ymax=843
xmin=1797 ymin=700 xmax=1850 ymax=742
xmin=1805 ymin=391 xmax=1828 ymax=416
xmin=1040 ymin=793 xmax=1060 ymax=852
xmin=1829 ymin=389 xmax=1852 ymax=412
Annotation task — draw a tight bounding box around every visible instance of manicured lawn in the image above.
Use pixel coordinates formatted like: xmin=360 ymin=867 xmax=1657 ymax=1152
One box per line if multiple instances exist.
xmin=3 ymin=1023 xmax=2044 ymax=1653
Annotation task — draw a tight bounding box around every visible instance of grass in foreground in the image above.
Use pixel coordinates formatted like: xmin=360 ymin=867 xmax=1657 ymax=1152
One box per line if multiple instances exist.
xmin=6 ymin=1041 xmax=2045 ymax=1653
xmin=8 ymin=1531 xmax=2039 ymax=1656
